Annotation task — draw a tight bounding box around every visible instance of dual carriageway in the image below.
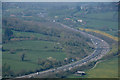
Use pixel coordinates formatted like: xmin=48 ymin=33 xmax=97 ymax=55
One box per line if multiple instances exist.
xmin=17 ymin=23 xmax=110 ymax=78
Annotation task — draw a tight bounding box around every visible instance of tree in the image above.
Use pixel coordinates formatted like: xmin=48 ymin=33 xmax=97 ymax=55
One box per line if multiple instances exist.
xmin=76 ymin=6 xmax=81 ymax=11
xmin=2 ymin=63 xmax=14 ymax=77
xmin=43 ymin=61 xmax=52 ymax=69
xmin=37 ymin=58 xmax=44 ymax=65
xmin=9 ymin=49 xmax=15 ymax=54
xmin=4 ymin=28 xmax=13 ymax=41
xmin=21 ymin=53 xmax=25 ymax=61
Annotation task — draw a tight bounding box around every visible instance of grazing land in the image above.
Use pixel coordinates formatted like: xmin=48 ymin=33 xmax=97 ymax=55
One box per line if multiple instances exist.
xmin=2 ymin=2 xmax=118 ymax=78
xmin=67 ymin=57 xmax=118 ymax=78
xmin=2 ymin=31 xmax=67 ymax=74
xmin=85 ymin=57 xmax=118 ymax=78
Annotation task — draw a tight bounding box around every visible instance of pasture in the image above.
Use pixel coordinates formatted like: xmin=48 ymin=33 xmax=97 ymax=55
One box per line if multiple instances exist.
xmin=84 ymin=57 xmax=118 ymax=78
xmin=75 ymin=12 xmax=118 ymax=37
xmin=3 ymin=38 xmax=66 ymax=74
xmin=67 ymin=57 xmax=118 ymax=78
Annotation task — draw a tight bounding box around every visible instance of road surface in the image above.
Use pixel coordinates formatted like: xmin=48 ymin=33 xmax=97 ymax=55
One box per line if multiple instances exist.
xmin=16 ymin=23 xmax=110 ymax=78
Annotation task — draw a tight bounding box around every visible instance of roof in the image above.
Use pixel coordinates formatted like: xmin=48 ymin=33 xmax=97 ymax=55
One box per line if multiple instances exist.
xmin=77 ymin=71 xmax=85 ymax=73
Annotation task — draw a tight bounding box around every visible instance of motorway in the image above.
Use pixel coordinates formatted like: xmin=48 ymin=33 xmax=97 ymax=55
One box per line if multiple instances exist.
xmin=17 ymin=23 xmax=110 ymax=78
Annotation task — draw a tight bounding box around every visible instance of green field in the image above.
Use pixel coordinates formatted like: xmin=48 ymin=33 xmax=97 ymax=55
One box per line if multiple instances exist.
xmin=68 ymin=57 xmax=118 ymax=78
xmin=12 ymin=30 xmax=49 ymax=38
xmin=57 ymin=10 xmax=118 ymax=37
xmin=74 ymin=12 xmax=118 ymax=37
xmin=85 ymin=57 xmax=118 ymax=78
xmin=3 ymin=40 xmax=66 ymax=74
xmin=85 ymin=12 xmax=117 ymax=20
xmin=2 ymin=19 xmax=93 ymax=76
xmin=0 ymin=50 xmax=1 ymax=77
xmin=13 ymin=30 xmax=45 ymax=38
xmin=3 ymin=40 xmax=66 ymax=60
xmin=2 ymin=3 xmax=118 ymax=77
xmin=3 ymin=59 xmax=41 ymax=74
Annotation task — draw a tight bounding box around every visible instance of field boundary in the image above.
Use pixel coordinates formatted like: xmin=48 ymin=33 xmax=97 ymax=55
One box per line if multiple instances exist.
xmin=79 ymin=28 xmax=118 ymax=41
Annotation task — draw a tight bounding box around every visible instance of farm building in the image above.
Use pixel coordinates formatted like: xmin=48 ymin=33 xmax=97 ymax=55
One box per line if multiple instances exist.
xmin=64 ymin=18 xmax=70 ymax=20
xmin=76 ymin=71 xmax=86 ymax=75
xmin=77 ymin=19 xmax=83 ymax=23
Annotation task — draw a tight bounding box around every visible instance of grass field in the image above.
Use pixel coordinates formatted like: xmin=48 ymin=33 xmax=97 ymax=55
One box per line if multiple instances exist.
xmin=0 ymin=50 xmax=2 ymax=75
xmin=85 ymin=12 xmax=117 ymax=21
xmin=51 ymin=8 xmax=118 ymax=35
xmin=79 ymin=28 xmax=118 ymax=41
xmin=3 ymin=59 xmax=41 ymax=74
xmin=3 ymin=40 xmax=66 ymax=74
xmin=74 ymin=12 xmax=118 ymax=37
xmin=84 ymin=57 xmax=118 ymax=78
xmin=68 ymin=57 xmax=118 ymax=78
xmin=12 ymin=30 xmax=58 ymax=41
xmin=3 ymin=40 xmax=66 ymax=61
xmin=12 ymin=30 xmax=46 ymax=38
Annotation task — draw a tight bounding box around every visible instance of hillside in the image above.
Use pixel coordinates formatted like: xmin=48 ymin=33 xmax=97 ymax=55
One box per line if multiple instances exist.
xmin=2 ymin=16 xmax=93 ymax=77
xmin=2 ymin=2 xmax=118 ymax=78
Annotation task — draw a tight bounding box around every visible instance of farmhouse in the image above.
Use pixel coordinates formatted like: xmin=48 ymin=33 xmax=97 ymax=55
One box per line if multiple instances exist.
xmin=76 ymin=71 xmax=86 ymax=75
xmin=53 ymin=20 xmax=56 ymax=22
xmin=54 ymin=16 xmax=58 ymax=18
xmin=77 ymin=19 xmax=83 ymax=23
xmin=22 ymin=16 xmax=32 ymax=17
xmin=64 ymin=58 xmax=68 ymax=60
xmin=10 ymin=14 xmax=16 ymax=17
xmin=64 ymin=18 xmax=70 ymax=20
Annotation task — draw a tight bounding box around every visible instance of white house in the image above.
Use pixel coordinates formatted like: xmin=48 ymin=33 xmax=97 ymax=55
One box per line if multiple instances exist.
xmin=77 ymin=71 xmax=85 ymax=74
xmin=77 ymin=19 xmax=83 ymax=23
